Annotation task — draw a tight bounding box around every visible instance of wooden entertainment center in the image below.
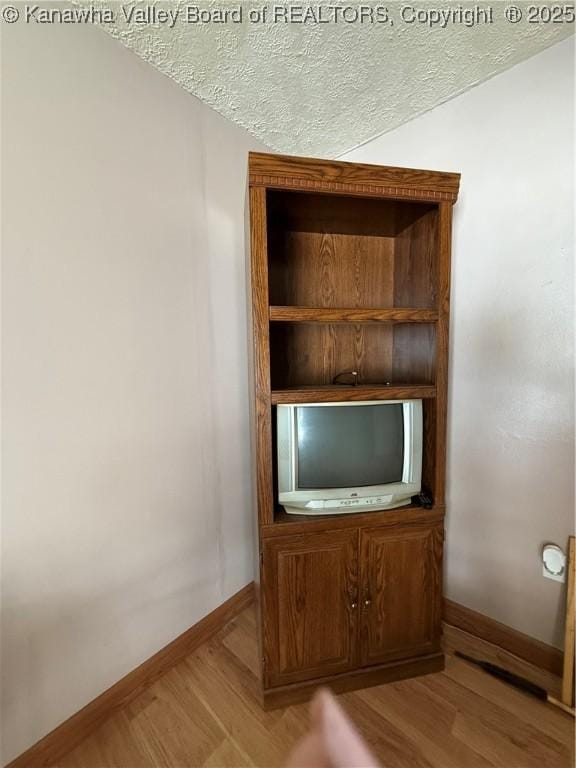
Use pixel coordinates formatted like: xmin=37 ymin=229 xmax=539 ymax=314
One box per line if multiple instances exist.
xmin=247 ymin=152 xmax=460 ymax=707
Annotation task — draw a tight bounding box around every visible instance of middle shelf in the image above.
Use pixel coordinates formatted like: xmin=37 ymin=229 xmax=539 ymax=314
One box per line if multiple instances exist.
xmin=269 ymin=320 xmax=437 ymax=390
xmin=269 ymin=306 xmax=439 ymax=323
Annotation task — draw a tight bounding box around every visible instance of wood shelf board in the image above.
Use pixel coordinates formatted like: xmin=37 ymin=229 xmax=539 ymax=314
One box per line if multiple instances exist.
xmin=270 ymin=385 xmax=437 ymax=404
xmin=269 ymin=307 xmax=439 ymax=323
xmin=261 ymin=506 xmax=445 ymax=538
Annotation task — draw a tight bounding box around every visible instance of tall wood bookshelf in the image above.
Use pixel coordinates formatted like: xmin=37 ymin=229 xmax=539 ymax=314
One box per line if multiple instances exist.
xmin=247 ymin=152 xmax=460 ymax=707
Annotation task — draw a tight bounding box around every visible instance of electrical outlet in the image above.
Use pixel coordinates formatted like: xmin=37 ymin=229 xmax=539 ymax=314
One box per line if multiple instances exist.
xmin=542 ymin=544 xmax=566 ymax=583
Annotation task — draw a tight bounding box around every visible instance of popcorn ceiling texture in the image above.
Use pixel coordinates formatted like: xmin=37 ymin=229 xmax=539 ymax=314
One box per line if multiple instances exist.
xmin=84 ymin=1 xmax=572 ymax=156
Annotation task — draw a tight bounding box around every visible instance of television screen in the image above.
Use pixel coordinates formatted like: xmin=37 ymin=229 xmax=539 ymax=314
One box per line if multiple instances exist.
xmin=296 ymin=404 xmax=404 ymax=489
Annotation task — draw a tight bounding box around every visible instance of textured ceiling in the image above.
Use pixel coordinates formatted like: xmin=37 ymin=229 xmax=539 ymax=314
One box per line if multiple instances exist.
xmin=86 ymin=1 xmax=573 ymax=155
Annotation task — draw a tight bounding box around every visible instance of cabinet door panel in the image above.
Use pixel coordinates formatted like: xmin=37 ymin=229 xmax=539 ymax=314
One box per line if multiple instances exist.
xmin=262 ymin=530 xmax=358 ymax=687
xmin=360 ymin=523 xmax=443 ymax=667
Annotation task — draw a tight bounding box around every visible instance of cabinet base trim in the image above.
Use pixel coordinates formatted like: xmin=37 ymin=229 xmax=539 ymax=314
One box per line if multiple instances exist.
xmin=262 ymin=653 xmax=444 ymax=709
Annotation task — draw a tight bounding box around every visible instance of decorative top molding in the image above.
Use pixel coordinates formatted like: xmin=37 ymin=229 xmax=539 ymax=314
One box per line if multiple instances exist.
xmin=249 ymin=152 xmax=460 ymax=203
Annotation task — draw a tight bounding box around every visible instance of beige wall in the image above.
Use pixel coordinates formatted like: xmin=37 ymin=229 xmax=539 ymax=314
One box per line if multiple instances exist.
xmin=1 ymin=17 xmax=266 ymax=764
xmin=343 ymin=37 xmax=575 ymax=648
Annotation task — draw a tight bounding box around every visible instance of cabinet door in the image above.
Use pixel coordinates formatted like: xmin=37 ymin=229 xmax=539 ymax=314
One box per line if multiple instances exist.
xmin=262 ymin=529 xmax=358 ymax=687
xmin=360 ymin=523 xmax=443 ymax=667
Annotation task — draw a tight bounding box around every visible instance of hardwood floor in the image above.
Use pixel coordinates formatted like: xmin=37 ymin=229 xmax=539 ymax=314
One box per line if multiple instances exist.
xmin=57 ymin=606 xmax=574 ymax=768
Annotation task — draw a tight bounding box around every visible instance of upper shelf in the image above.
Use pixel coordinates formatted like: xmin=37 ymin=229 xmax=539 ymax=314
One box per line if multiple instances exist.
xmin=266 ymin=191 xmax=440 ymax=311
xmin=269 ymin=307 xmax=438 ymax=324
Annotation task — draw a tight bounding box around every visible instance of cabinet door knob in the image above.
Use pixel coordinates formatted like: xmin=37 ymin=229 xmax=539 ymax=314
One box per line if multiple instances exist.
xmin=351 ymin=601 xmax=358 ymax=609
xmin=364 ymin=599 xmax=371 ymax=607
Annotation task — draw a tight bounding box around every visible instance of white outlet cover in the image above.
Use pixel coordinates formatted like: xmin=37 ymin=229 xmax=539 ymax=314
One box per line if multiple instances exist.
xmin=542 ymin=544 xmax=566 ymax=583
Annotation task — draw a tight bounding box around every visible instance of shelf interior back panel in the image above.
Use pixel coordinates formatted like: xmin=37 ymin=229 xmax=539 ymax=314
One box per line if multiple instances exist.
xmin=269 ymin=323 xmax=436 ymax=389
xmin=267 ymin=190 xmax=439 ymax=310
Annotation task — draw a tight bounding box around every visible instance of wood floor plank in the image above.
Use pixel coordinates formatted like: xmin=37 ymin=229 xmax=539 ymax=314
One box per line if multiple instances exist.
xmin=356 ymin=678 xmax=495 ymax=768
xmin=194 ymin=640 xmax=285 ymax=729
xmin=443 ymin=654 xmax=574 ymax=746
xmin=267 ymin=705 xmax=310 ymax=751
xmin=181 ymin=651 xmax=287 ymax=766
xmin=57 ymin=711 xmax=155 ymax=768
xmin=56 ymin=607 xmax=574 ymax=768
xmin=443 ymin=624 xmax=562 ymax=697
xmin=452 ymin=710 xmax=562 ymax=768
xmin=220 ymin=612 xmax=260 ymax=678
xmin=127 ymin=668 xmax=227 ymax=768
xmin=202 ymin=738 xmax=255 ymax=768
xmin=339 ymin=691 xmax=437 ymax=768
xmin=423 ymin=671 xmax=572 ymax=768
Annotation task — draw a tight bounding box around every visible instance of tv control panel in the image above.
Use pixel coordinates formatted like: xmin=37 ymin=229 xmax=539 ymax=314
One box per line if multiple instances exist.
xmin=305 ymin=496 xmax=393 ymax=510
xmin=281 ymin=494 xmax=413 ymax=516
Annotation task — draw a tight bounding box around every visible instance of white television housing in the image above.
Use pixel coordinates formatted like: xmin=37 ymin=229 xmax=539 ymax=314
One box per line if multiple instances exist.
xmin=277 ymin=400 xmax=423 ymax=515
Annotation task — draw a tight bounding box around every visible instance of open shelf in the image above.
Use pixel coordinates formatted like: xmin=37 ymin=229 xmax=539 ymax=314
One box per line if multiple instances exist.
xmin=271 ymin=384 xmax=437 ymax=404
xmin=269 ymin=322 xmax=436 ymax=390
xmin=267 ymin=190 xmax=439 ymax=310
xmin=269 ymin=307 xmax=439 ymax=323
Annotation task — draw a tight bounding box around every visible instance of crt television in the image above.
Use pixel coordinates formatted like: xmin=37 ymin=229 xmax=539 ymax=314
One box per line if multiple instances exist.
xmin=277 ymin=400 xmax=423 ymax=515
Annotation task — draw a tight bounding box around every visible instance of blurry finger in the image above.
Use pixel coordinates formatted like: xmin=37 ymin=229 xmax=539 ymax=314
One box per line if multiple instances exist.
xmin=313 ymin=689 xmax=381 ymax=768
xmin=285 ymin=729 xmax=331 ymax=768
